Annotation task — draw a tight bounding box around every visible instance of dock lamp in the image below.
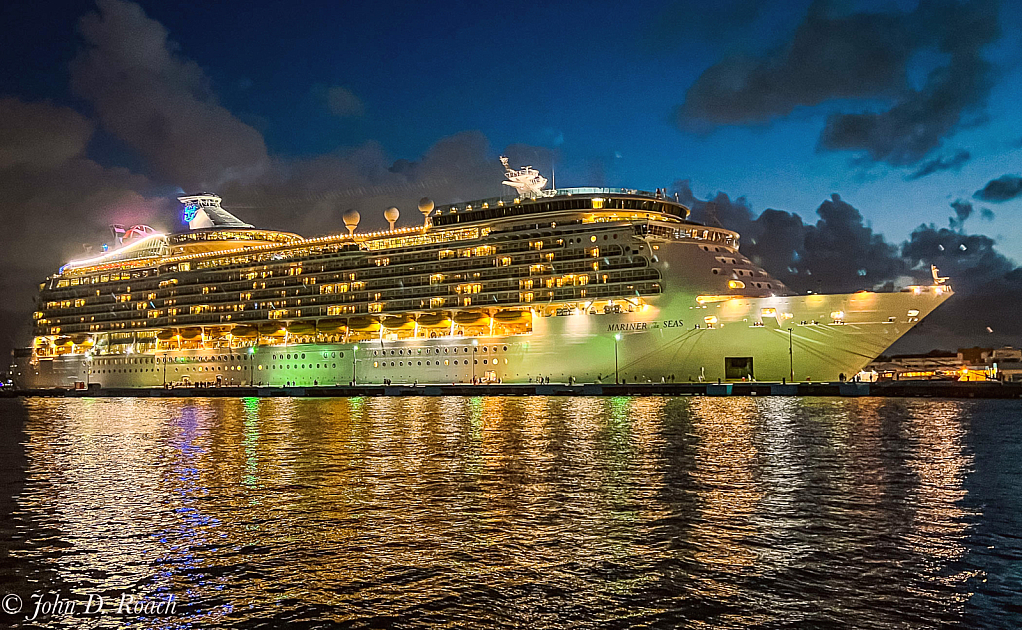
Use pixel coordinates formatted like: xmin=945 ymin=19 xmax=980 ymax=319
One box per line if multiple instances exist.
xmin=614 ymin=333 xmax=622 ymax=384
xmin=248 ymin=347 xmax=255 ymax=385
xmin=352 ymin=345 xmax=359 ymax=385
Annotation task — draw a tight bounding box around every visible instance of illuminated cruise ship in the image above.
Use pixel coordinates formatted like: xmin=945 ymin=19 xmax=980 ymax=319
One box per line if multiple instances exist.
xmin=13 ymin=161 xmax=953 ymax=388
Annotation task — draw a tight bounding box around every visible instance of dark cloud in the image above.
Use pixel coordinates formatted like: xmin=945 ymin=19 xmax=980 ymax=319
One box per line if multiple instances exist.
xmin=949 ymin=198 xmax=974 ymax=229
xmin=974 ymin=174 xmax=1022 ymax=202
xmin=70 ymin=0 xmax=270 ymax=188
xmin=677 ymin=0 xmax=1000 ymax=167
xmin=906 ymin=149 xmax=971 ymax=180
xmin=675 ymin=183 xmax=907 ymax=294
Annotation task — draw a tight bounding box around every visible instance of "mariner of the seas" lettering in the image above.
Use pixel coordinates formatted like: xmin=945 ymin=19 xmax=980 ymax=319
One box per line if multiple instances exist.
xmin=607 ymin=319 xmax=684 ymax=332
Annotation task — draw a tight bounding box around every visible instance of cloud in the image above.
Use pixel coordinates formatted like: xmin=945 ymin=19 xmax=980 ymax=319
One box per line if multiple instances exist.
xmin=0 ymin=97 xmax=170 ymax=356
xmin=70 ymin=0 xmax=269 ymax=189
xmin=676 ymin=0 xmax=1000 ymax=166
xmin=325 ymin=86 xmax=365 ymax=119
xmin=906 ymin=149 xmax=971 ymax=180
xmin=675 ymin=183 xmax=906 ymax=294
xmin=949 ymin=198 xmax=974 ymax=229
xmin=974 ymin=174 xmax=1022 ymax=202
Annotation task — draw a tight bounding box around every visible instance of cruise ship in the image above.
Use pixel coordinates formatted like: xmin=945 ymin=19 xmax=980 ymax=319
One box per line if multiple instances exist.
xmin=12 ymin=161 xmax=953 ymax=389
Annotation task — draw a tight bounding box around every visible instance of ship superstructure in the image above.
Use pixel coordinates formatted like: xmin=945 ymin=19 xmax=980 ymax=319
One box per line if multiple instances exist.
xmin=13 ymin=165 xmax=952 ymax=388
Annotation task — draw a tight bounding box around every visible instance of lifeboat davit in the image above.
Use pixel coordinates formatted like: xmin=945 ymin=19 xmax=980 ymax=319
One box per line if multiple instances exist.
xmin=232 ymin=325 xmax=259 ymax=339
xmin=347 ymin=317 xmax=381 ymax=333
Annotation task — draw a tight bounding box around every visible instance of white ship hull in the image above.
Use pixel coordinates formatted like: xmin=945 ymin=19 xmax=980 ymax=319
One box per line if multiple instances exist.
xmin=14 ymin=288 xmax=950 ymax=389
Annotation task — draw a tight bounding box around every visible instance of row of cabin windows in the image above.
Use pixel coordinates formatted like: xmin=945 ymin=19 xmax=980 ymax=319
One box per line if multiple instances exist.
xmin=374 ymin=358 xmax=509 ymax=368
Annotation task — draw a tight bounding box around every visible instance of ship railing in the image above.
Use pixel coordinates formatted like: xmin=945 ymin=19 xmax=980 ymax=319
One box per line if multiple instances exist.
xmin=433 ymin=187 xmax=668 ymax=214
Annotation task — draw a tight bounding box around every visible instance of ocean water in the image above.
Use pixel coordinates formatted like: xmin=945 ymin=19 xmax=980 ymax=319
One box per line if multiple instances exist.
xmin=0 ymin=396 xmax=1020 ymax=629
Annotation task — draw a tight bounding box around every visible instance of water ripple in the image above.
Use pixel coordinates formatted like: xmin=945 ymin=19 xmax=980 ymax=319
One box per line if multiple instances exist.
xmin=1 ymin=396 xmax=1020 ymax=628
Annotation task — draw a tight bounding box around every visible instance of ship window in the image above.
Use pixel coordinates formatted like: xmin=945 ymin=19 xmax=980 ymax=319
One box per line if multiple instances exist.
xmin=503 ymin=346 xmax=508 ymax=351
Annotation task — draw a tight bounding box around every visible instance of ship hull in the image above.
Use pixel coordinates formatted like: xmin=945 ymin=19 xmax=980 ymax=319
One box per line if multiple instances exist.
xmin=13 ymin=288 xmax=951 ymax=389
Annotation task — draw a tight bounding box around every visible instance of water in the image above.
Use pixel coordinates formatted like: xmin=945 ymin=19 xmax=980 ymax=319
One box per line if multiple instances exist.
xmin=1 ymin=396 xmax=1021 ymax=628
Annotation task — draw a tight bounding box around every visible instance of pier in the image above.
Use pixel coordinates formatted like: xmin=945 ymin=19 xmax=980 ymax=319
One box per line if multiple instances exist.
xmin=5 ymin=380 xmax=1022 ymax=399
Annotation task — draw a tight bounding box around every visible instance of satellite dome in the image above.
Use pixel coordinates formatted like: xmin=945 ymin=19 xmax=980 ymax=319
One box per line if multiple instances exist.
xmin=384 ymin=206 xmax=399 ymax=222
xmin=342 ymin=209 xmax=361 ymax=234
xmin=417 ymin=197 xmax=434 ymax=214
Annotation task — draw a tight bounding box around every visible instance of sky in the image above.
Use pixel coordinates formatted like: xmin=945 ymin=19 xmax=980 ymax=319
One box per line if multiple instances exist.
xmin=1 ymin=0 xmax=1021 ymax=356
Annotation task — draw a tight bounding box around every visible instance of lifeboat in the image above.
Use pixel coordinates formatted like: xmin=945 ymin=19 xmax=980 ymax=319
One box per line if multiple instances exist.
xmin=156 ymin=329 xmax=177 ymax=341
xmin=70 ymin=334 xmax=92 ymax=346
xmin=453 ymin=311 xmax=491 ymax=326
xmin=55 ymin=336 xmax=73 ymax=346
xmin=382 ymin=315 xmax=415 ymax=330
xmin=317 ymin=318 xmax=347 ymax=333
xmin=179 ymin=327 xmax=203 ymax=340
xmin=347 ymin=317 xmax=381 ymax=333
xmin=288 ymin=321 xmax=318 ymax=336
xmin=493 ymin=309 xmax=532 ymax=325
xmin=258 ymin=322 xmax=286 ymax=336
xmin=232 ymin=325 xmax=259 ymax=339
xmin=416 ymin=312 xmax=453 ymax=328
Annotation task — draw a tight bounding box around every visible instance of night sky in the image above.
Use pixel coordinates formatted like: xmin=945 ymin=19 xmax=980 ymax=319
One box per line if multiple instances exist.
xmin=2 ymin=0 xmax=1021 ymax=357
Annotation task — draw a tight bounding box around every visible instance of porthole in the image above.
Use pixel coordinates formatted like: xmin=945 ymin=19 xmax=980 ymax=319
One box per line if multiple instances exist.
xmin=444 ymin=348 xmax=449 ymax=353
xmin=332 ymin=363 xmax=336 ymax=368
xmin=453 ymin=348 xmax=458 ymax=353
xmin=454 ymin=360 xmax=458 ymax=365
xmin=417 ymin=361 xmax=421 ymax=366
xmin=444 ymin=360 xmax=449 ymax=366
xmin=399 ymin=362 xmax=403 ymax=367
xmin=504 ymin=358 xmax=508 ymax=364
xmin=503 ymin=346 xmax=508 ymax=351
xmin=374 ymin=361 xmax=379 ymax=368
xmin=390 ymin=361 xmax=395 ymax=367
xmin=301 ymin=353 xmax=306 ymax=359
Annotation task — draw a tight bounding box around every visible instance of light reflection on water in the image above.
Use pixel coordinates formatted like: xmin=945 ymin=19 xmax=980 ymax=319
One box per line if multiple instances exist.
xmin=1 ymin=396 xmax=1020 ymax=628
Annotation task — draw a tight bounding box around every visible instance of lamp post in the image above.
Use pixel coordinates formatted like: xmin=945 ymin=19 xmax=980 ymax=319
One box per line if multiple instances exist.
xmin=248 ymin=346 xmax=255 ymax=385
xmin=352 ymin=344 xmax=359 ymax=385
xmin=614 ymin=333 xmax=622 ymax=384
xmin=787 ymin=328 xmax=794 ymax=383
xmin=472 ymin=339 xmax=478 ymax=384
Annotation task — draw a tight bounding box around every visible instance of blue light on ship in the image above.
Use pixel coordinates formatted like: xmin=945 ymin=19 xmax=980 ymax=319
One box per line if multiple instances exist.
xmin=182 ymin=204 xmax=199 ymax=223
